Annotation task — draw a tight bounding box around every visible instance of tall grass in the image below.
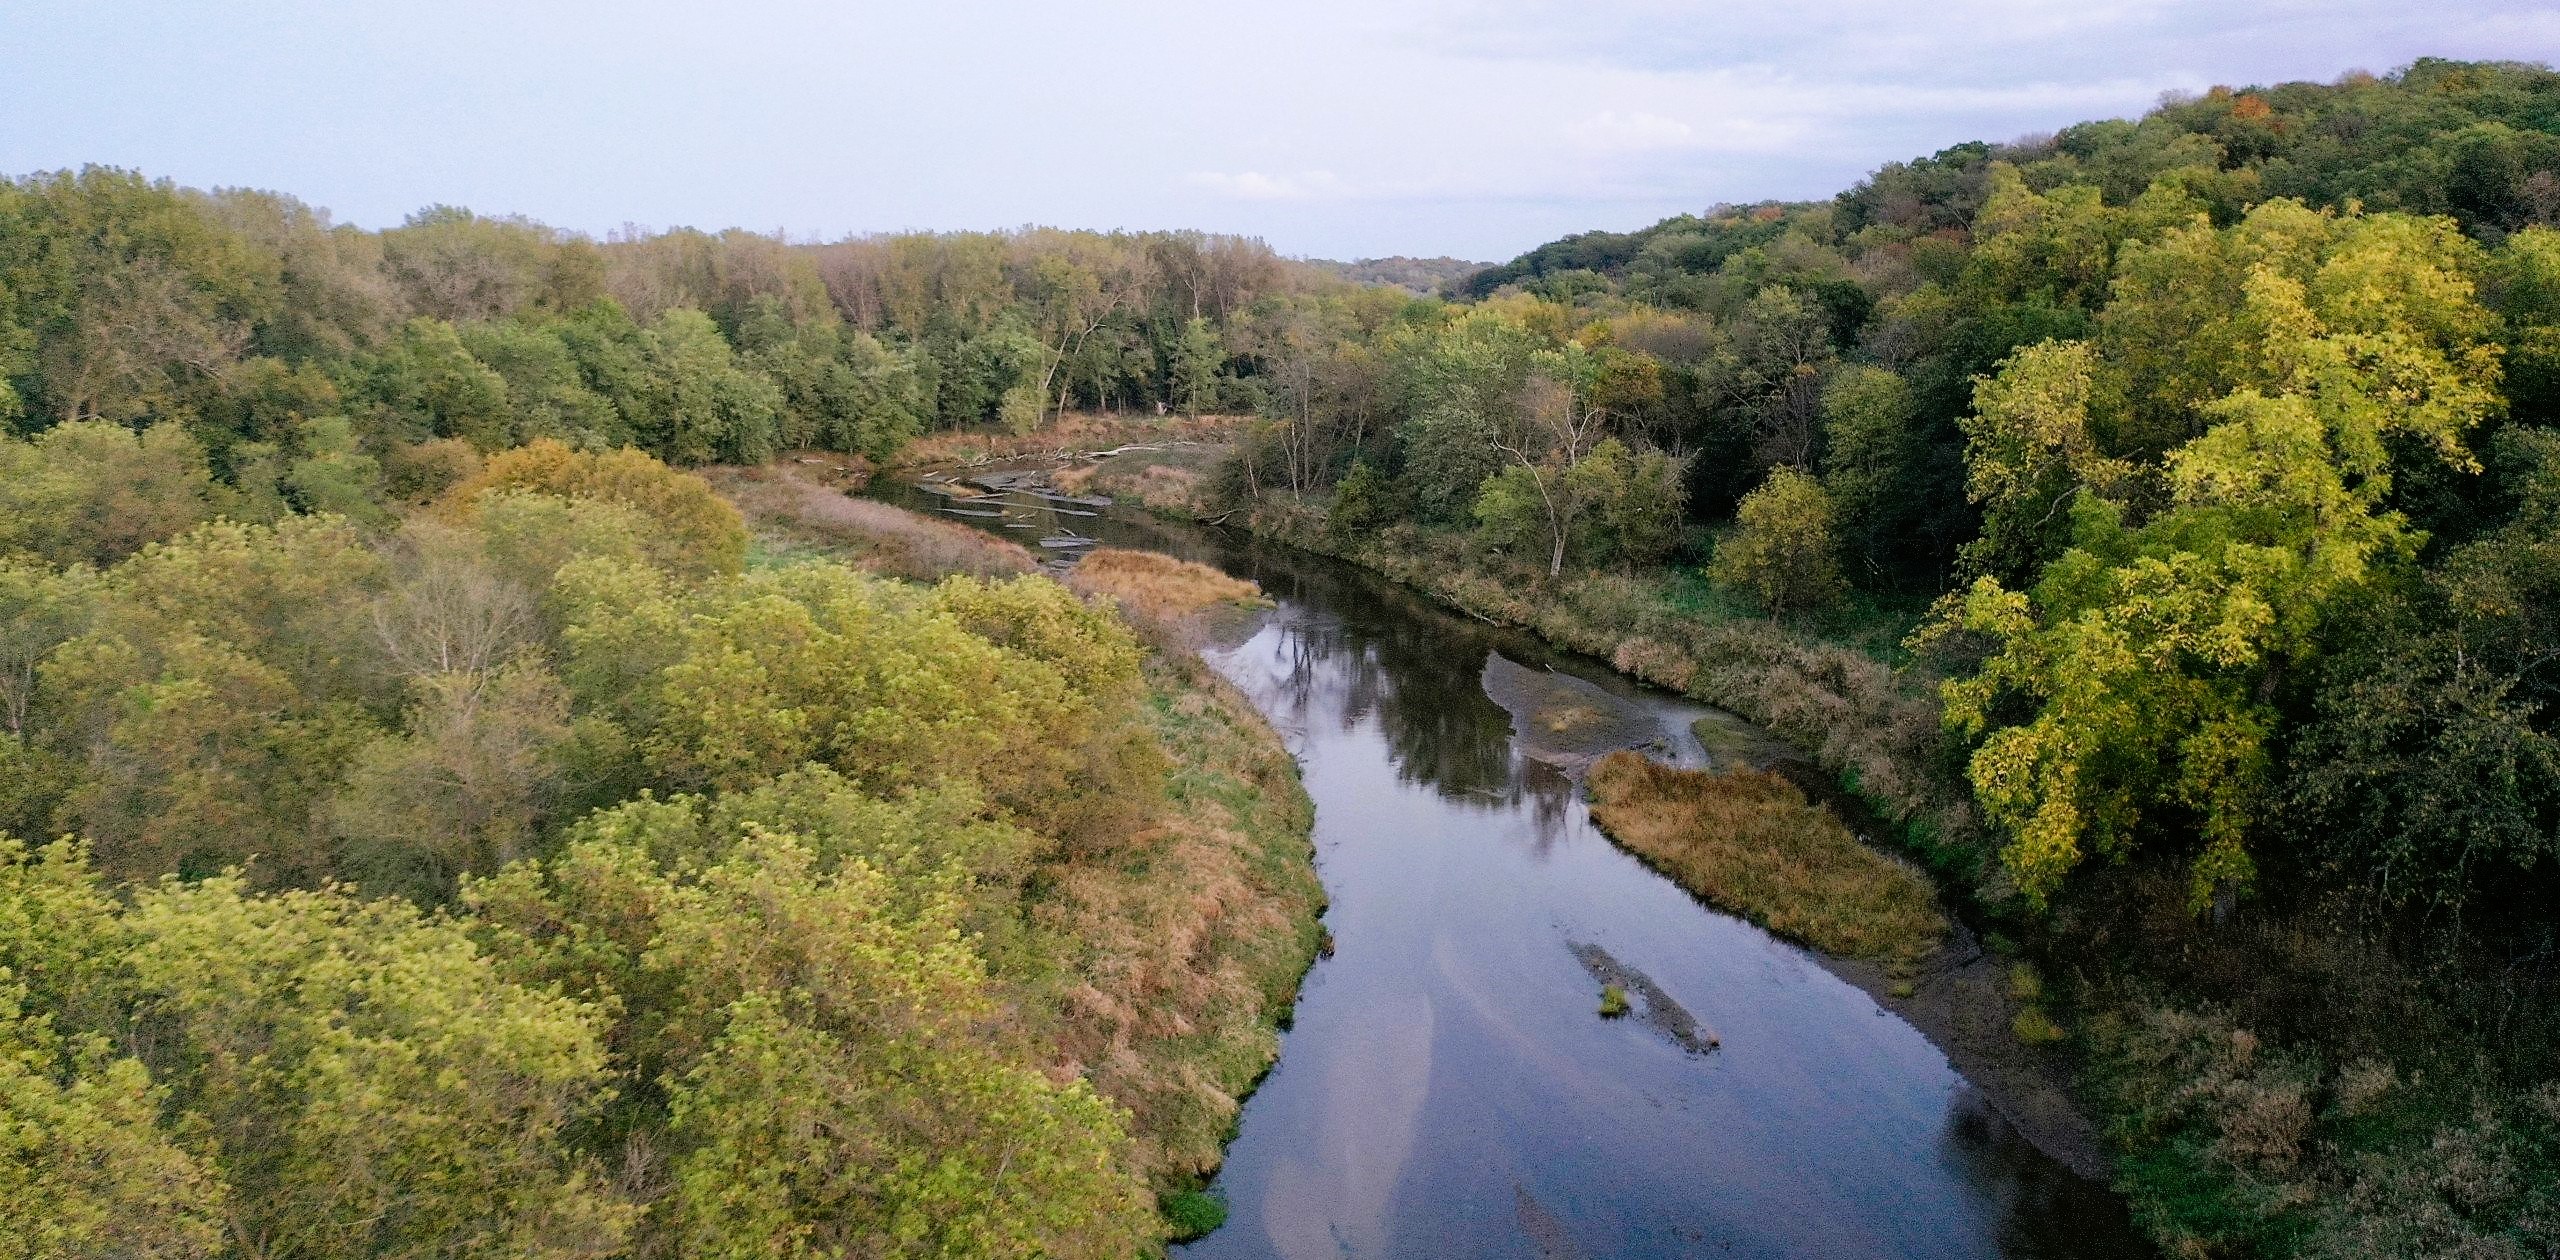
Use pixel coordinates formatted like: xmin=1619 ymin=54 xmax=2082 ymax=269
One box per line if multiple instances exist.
xmin=887 ymin=412 xmax=1237 ymax=470
xmin=1068 ymin=547 xmax=1264 ymax=623
xmin=704 ymin=463 xmax=1037 ymax=580
xmin=1586 ymin=752 xmax=1945 ymax=975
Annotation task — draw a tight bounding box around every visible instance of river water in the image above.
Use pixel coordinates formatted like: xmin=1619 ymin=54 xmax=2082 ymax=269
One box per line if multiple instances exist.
xmin=877 ymin=473 xmax=2149 ymax=1260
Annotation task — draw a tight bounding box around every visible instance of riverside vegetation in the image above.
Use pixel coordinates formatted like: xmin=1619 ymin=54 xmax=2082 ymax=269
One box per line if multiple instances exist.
xmin=6 ymin=54 xmax=2560 ymax=1260
xmin=0 ymin=436 xmax=1325 ymax=1259
xmin=1090 ymin=60 xmax=2560 ymax=1259
xmin=0 ymin=155 xmax=1328 ymax=1255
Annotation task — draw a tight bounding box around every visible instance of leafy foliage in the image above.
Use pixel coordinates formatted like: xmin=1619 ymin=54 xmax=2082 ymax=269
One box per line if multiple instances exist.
xmin=1921 ymin=201 xmax=2503 ymax=907
xmin=1709 ymin=466 xmax=1846 ymax=615
xmin=0 ymin=432 xmax=1259 ymax=1255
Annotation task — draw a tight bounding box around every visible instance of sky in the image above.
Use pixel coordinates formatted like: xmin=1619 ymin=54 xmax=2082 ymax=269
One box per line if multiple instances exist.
xmin=5 ymin=1 xmax=2557 ymax=262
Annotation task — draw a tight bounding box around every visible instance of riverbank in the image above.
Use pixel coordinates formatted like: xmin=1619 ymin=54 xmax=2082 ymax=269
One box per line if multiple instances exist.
xmin=1044 ymin=445 xmax=2141 ymax=1189
xmin=707 ymin=462 xmax=1326 ymax=1247
xmin=1065 ymin=445 xmax=2560 ymax=1259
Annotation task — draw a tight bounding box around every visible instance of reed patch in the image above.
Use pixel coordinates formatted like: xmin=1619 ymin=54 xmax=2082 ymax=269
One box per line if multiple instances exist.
xmin=1068 ymin=547 xmax=1264 ymax=622
xmin=1586 ymin=752 xmax=1945 ymax=974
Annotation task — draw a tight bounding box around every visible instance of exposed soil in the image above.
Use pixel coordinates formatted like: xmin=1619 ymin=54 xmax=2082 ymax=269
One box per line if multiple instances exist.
xmin=1568 ymin=941 xmax=1721 ymax=1054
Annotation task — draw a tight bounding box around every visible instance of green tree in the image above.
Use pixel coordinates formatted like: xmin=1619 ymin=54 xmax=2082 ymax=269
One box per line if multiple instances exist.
xmin=0 ymin=167 xmax=276 ymax=428
xmin=1709 ymin=465 xmax=1846 ymax=615
xmin=40 ymin=517 xmax=386 ymax=882
xmin=282 ymin=414 xmax=386 ymax=523
xmin=457 ymin=321 xmax=620 ymax=445
xmin=643 ymin=308 xmax=780 ymax=465
xmin=1174 ymin=315 xmax=1223 ymax=417
xmin=1479 ymin=342 xmax=1623 ymax=578
xmin=1819 ymin=364 xmax=1938 ymax=577
xmin=2286 ymin=429 xmax=2560 ymax=912
xmin=1326 ymin=458 xmax=1393 ymax=538
xmin=0 ymin=421 xmax=219 ymax=566
xmin=363 ymin=317 xmax=512 ymax=449
xmin=1573 ymin=437 xmax=1690 ymax=568
xmin=1923 ymin=205 xmax=2503 ymax=909
xmin=0 ymin=560 xmax=94 ymax=747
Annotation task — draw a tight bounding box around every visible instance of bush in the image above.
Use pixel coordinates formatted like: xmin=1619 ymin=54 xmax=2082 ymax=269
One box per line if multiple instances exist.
xmin=1162 ymin=1189 xmax=1229 ymax=1241
xmin=2013 ymin=1007 xmax=2066 ymax=1044
xmin=1598 ymin=984 xmax=1631 ymax=1017
xmin=1708 ymin=465 xmax=1846 ymax=615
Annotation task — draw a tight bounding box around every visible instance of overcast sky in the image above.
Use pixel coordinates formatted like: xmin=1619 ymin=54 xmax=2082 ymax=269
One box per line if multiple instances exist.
xmin=6 ymin=1 xmax=2556 ymax=262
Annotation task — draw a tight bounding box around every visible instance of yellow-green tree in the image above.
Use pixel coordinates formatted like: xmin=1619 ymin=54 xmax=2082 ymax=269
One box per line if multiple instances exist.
xmin=443 ymin=438 xmax=748 ymax=578
xmin=467 ymin=799 xmax=1154 ymax=1259
xmin=0 ymin=422 xmax=219 ymax=566
xmin=1710 ymin=465 xmax=1846 ymax=615
xmin=1924 ymin=203 xmax=2502 ymax=908
xmin=0 ymin=837 xmax=633 ymax=1260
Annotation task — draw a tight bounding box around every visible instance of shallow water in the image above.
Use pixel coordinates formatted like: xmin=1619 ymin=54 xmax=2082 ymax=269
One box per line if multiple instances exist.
xmin=873 ymin=473 xmax=2150 ymax=1259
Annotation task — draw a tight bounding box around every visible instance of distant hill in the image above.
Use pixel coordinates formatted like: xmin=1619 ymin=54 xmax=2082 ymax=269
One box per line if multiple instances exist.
xmin=1460 ymin=57 xmax=2560 ymax=302
xmin=1301 ymin=255 xmax=1492 ymax=295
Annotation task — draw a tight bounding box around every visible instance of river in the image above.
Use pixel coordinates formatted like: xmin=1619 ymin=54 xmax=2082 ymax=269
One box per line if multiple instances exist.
xmin=876 ymin=470 xmax=2150 ymax=1259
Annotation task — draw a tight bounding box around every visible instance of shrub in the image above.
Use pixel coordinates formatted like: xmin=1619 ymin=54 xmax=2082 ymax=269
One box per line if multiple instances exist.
xmin=2013 ymin=1007 xmax=2067 ymax=1044
xmin=1708 ymin=466 xmax=1845 ymax=615
xmin=1599 ymin=984 xmax=1631 ymax=1017
xmin=1162 ymin=1189 xmax=1229 ymax=1241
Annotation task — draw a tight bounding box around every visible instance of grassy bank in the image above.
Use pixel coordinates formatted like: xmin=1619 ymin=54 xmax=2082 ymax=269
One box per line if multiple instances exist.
xmin=715 ymin=461 xmax=1325 ymax=1243
xmin=1039 ymin=651 xmax=1324 ymax=1197
xmin=1586 ymin=752 xmax=1944 ymax=977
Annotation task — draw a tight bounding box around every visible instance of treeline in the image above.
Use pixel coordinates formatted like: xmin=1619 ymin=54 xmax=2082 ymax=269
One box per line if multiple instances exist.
xmin=0 ymin=169 xmax=1334 ymax=483
xmin=1218 ymin=59 xmax=2560 ymax=1256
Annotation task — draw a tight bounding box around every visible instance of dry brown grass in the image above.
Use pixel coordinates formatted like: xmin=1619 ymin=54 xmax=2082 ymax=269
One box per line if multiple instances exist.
xmin=1032 ymin=655 xmax=1323 ymax=1185
xmin=1068 ymin=548 xmax=1263 ymax=623
xmin=1116 ymin=464 xmax=1214 ymax=515
xmin=704 ymin=463 xmax=1036 ymax=581
xmin=1587 ymin=752 xmax=1945 ymax=973
xmin=1070 ymin=446 xmax=1226 ymax=516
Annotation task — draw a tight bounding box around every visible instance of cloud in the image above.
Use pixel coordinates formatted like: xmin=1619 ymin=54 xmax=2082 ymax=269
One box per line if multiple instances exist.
xmin=1185 ymin=170 xmax=1350 ymax=201
xmin=1567 ymin=110 xmax=1698 ymax=151
xmin=12 ymin=0 xmax=2556 ymax=261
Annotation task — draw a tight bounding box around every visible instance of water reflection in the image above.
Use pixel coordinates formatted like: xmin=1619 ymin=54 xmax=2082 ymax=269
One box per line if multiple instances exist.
xmin=870 ymin=474 xmax=2150 ymax=1260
